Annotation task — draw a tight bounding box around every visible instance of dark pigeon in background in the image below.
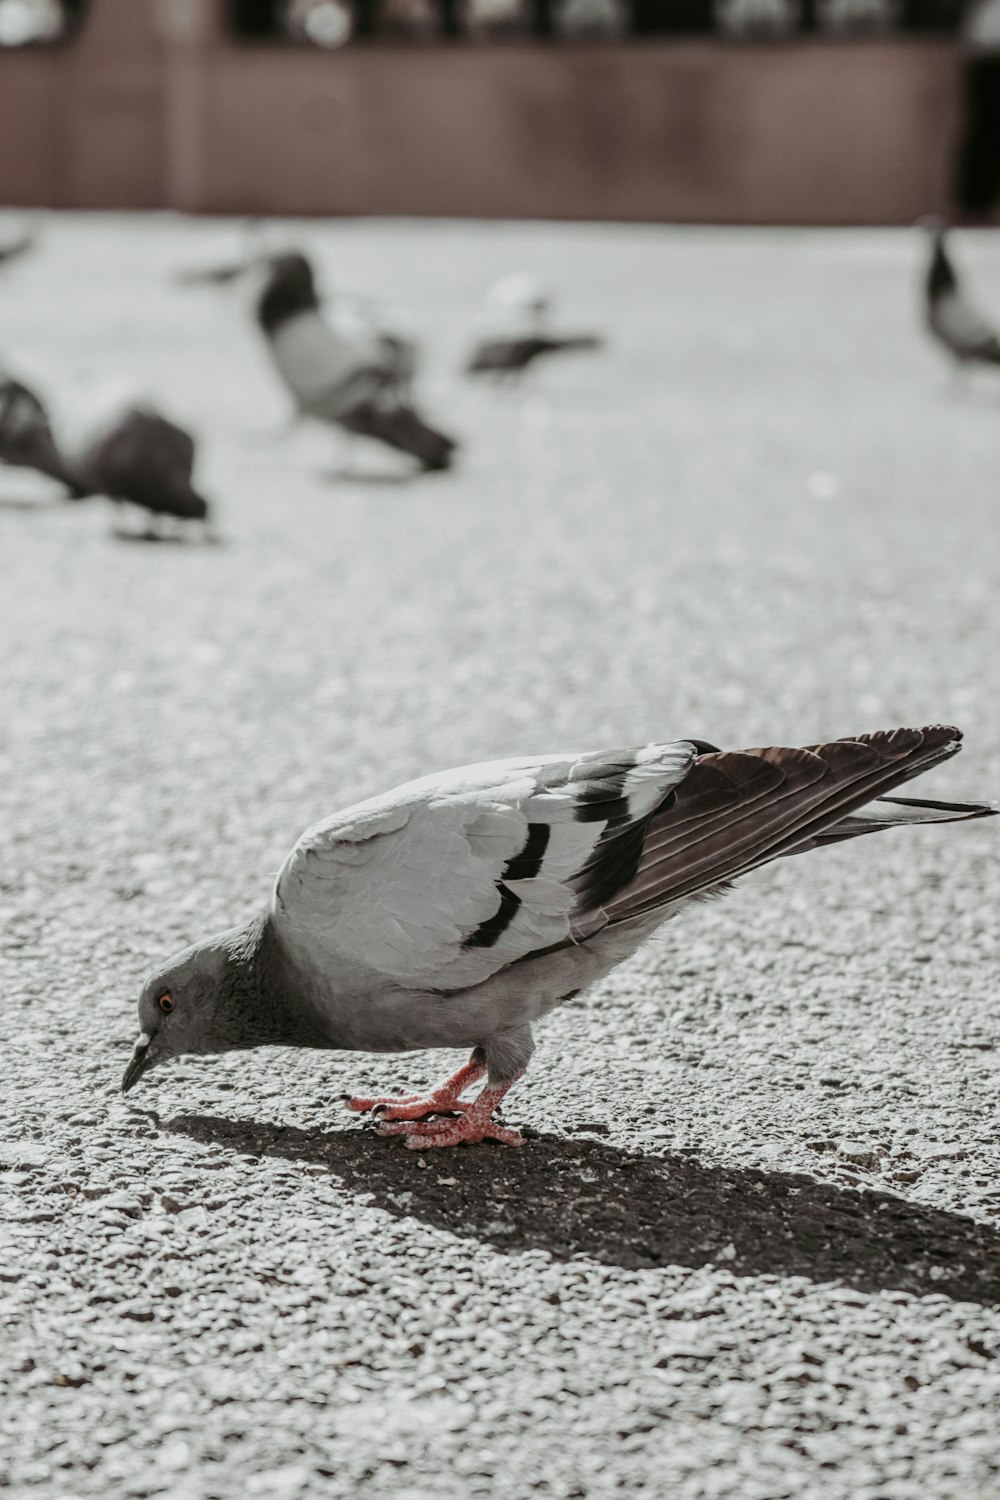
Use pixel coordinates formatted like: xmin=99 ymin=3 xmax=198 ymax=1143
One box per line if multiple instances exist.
xmin=65 ymin=403 xmax=212 ymax=539
xmin=0 ymin=369 xmax=77 ymax=489
xmin=255 ymin=252 xmax=456 ymax=472
xmin=122 ymin=725 xmax=994 ymax=1150
xmin=465 ymin=271 xmax=604 ymax=381
xmin=0 ymin=370 xmax=212 ymax=537
xmin=923 ymin=222 xmax=1000 ymax=373
xmin=0 ymin=219 xmax=39 ymax=271
xmin=467 ymin=332 xmax=604 ymax=379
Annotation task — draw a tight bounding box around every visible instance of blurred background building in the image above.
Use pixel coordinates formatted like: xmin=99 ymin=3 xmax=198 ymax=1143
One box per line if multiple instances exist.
xmin=0 ymin=0 xmax=993 ymax=222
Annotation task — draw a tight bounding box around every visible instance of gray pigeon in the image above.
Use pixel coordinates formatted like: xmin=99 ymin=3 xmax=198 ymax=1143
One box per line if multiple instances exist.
xmin=924 ymin=223 xmax=1000 ymax=370
xmin=172 ymin=219 xmax=262 ymax=287
xmin=0 ymin=221 xmax=38 ymax=271
xmin=0 ymin=370 xmax=211 ymax=536
xmin=466 ymin=333 xmax=604 ymax=380
xmin=255 ymin=252 xmax=456 ymax=472
xmin=122 ymin=724 xmax=994 ymax=1149
xmin=0 ymin=370 xmax=77 ymax=489
xmin=465 ymin=270 xmax=604 ymax=381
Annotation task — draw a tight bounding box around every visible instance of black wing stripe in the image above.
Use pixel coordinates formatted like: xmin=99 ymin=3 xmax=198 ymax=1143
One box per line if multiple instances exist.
xmin=464 ymin=883 xmax=521 ymax=949
xmin=570 ymin=819 xmax=650 ymax=913
xmin=502 ymin=822 xmax=551 ymax=882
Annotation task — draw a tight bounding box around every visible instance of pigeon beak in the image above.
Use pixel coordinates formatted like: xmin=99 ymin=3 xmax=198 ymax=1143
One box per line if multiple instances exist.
xmin=121 ymin=1032 xmax=153 ymax=1094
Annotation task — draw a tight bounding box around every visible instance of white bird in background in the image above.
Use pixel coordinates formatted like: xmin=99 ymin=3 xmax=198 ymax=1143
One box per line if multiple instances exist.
xmin=923 ymin=220 xmax=1000 ymax=375
xmin=171 ymin=220 xmax=264 ymax=288
xmin=466 ymin=270 xmax=604 ymax=380
xmin=122 ymin=726 xmax=994 ymax=1149
xmin=254 ymin=252 xmax=456 ymax=472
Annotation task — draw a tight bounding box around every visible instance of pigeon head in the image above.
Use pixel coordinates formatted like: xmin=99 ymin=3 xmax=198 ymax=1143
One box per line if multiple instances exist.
xmin=122 ymin=929 xmax=262 ymax=1093
xmin=121 ymin=917 xmax=326 ymax=1094
xmin=256 ymin=252 xmax=321 ymax=334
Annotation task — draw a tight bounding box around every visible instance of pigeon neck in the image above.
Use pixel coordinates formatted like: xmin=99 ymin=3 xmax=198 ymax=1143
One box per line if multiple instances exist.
xmin=222 ymin=913 xmax=330 ymax=1049
xmin=928 ymin=238 xmax=955 ymax=298
xmin=256 ymin=283 xmax=321 ymax=335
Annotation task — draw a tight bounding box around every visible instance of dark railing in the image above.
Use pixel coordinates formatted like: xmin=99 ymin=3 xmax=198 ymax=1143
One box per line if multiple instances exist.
xmin=0 ymin=0 xmax=963 ymax=47
xmin=229 ymin=0 xmax=963 ymax=41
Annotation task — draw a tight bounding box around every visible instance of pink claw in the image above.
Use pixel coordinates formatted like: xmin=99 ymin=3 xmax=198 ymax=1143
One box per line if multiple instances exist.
xmin=362 ymin=1096 xmax=474 ymax=1122
xmin=344 ymin=1056 xmax=488 ymax=1123
xmin=345 ymin=1092 xmax=422 ymax=1114
xmin=345 ymin=1060 xmax=525 ymax=1149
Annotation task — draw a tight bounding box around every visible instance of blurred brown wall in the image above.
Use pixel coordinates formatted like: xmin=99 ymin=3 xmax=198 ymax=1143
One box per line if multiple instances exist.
xmin=0 ymin=0 xmax=963 ymax=222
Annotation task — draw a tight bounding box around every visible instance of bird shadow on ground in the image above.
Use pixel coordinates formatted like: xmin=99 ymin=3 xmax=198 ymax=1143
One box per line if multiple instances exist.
xmin=110 ymin=528 xmax=219 ymax=547
xmin=317 ymin=466 xmax=421 ymax=487
xmin=0 ymin=494 xmax=77 ymax=512
xmin=167 ymin=1111 xmax=1000 ymax=1304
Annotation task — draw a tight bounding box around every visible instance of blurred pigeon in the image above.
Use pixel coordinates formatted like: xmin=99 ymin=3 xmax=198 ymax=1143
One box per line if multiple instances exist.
xmin=1 ymin=371 xmax=211 ymax=536
xmin=924 ymin=222 xmax=1000 ymax=371
xmin=0 ymin=369 xmax=76 ymax=488
xmin=255 ymin=252 xmax=455 ymax=472
xmin=173 ymin=254 xmax=254 ymax=289
xmin=172 ymin=220 xmax=262 ymax=288
xmin=485 ymin=271 xmax=553 ymax=323
xmin=328 ymin=293 xmax=420 ymax=402
xmin=466 ymin=271 xmax=604 ymax=380
xmin=0 ymin=219 xmax=38 ymax=270
xmin=122 ymin=724 xmax=994 ymax=1148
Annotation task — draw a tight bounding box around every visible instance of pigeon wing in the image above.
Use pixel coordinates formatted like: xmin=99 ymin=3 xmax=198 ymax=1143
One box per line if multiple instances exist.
xmin=269 ymin=744 xmax=696 ymax=993
xmin=267 ymin=309 xmax=398 ymax=420
xmin=932 ymin=288 xmax=1000 ymax=362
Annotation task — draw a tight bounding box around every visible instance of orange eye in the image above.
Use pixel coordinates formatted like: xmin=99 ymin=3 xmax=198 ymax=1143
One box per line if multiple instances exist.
xmin=159 ymin=993 xmax=175 ymax=1014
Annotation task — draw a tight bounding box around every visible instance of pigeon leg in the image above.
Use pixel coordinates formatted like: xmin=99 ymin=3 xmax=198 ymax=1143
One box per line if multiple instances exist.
xmin=345 ymin=1053 xmax=487 ymax=1121
xmin=376 ymin=1075 xmax=525 ymax=1150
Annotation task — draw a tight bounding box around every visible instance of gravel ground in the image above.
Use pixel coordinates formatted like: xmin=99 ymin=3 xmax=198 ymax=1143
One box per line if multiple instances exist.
xmin=1 ymin=214 xmax=999 ymax=1500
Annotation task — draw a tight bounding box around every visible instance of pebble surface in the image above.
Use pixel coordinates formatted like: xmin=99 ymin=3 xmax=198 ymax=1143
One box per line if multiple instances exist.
xmin=1 ymin=215 xmax=999 ymax=1499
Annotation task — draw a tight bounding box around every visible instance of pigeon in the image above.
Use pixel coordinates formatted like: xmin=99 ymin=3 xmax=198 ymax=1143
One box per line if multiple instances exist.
xmin=122 ymin=724 xmax=994 ymax=1149
xmin=923 ymin=222 xmax=1000 ymax=371
xmin=466 ymin=333 xmax=604 ymax=379
xmin=327 ymin=293 xmax=420 ymax=403
xmin=1 ymin=370 xmax=211 ymax=536
xmin=172 ymin=220 xmax=263 ymax=287
xmin=173 ymin=254 xmax=254 ymax=289
xmin=0 ymin=220 xmax=38 ymax=271
xmin=0 ymin=370 xmax=76 ymax=489
xmin=465 ymin=271 xmax=604 ymax=380
xmin=61 ymin=402 xmax=212 ymax=539
xmin=255 ymin=252 xmax=456 ymax=472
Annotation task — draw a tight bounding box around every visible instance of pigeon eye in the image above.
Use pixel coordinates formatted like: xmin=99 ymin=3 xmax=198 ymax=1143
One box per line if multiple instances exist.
xmin=159 ymin=993 xmax=175 ymax=1014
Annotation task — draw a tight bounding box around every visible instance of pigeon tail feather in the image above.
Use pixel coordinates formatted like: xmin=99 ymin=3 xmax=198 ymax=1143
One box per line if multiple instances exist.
xmin=802 ymin=793 xmax=997 ymax=847
xmin=605 ymin=725 xmax=994 ymax=922
xmin=342 ymin=402 xmax=457 ymax=471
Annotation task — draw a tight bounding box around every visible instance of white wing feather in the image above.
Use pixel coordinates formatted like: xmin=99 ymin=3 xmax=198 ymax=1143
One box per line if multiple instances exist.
xmin=270 ymin=744 xmax=694 ymax=993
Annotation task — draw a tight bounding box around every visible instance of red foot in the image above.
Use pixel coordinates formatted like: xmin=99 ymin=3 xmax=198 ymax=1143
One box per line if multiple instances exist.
xmin=345 ymin=1056 xmax=485 ymax=1123
xmin=346 ymin=1092 xmax=474 ymax=1122
xmin=377 ymin=1082 xmax=523 ymax=1150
